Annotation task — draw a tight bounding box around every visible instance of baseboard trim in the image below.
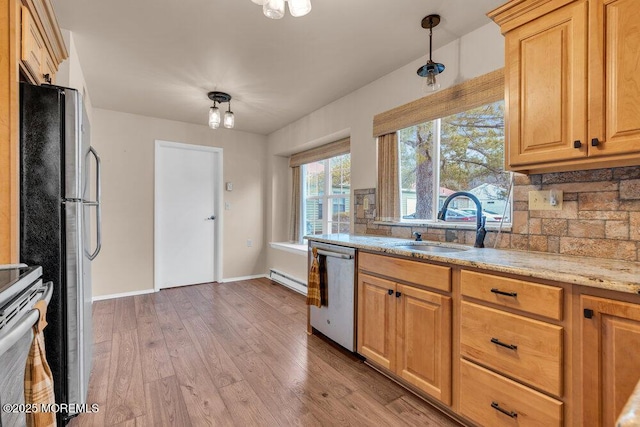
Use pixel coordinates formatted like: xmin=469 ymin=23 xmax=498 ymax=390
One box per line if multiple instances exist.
xmin=269 ymin=269 xmax=307 ymax=295
xmin=92 ymin=288 xmax=155 ymax=302
xmin=220 ymin=274 xmax=268 ymax=283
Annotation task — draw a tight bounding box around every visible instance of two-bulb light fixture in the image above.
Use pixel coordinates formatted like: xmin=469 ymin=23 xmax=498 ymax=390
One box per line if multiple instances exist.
xmin=417 ymin=14 xmax=446 ymax=93
xmin=208 ymin=91 xmax=234 ymax=129
xmin=251 ymin=0 xmax=312 ymax=19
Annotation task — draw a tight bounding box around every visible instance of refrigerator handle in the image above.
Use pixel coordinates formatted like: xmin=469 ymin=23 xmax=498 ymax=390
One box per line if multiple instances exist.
xmin=87 ymin=146 xmax=102 ymax=260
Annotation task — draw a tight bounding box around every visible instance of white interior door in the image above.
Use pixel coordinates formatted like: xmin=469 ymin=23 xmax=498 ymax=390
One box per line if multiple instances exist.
xmin=155 ymin=141 xmax=222 ymax=289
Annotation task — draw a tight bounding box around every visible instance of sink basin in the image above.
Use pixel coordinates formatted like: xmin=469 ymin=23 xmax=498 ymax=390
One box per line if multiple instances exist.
xmin=394 ymin=244 xmax=469 ymax=253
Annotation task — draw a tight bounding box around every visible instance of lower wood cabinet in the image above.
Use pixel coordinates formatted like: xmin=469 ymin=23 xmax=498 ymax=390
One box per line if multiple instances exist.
xmin=357 ymin=253 xmax=452 ymax=405
xmin=581 ymin=295 xmax=640 ymax=426
xmin=460 ymin=359 xmax=563 ymax=427
xmin=353 ymin=251 xmax=640 ymax=426
xmin=460 ymin=301 xmax=563 ymax=397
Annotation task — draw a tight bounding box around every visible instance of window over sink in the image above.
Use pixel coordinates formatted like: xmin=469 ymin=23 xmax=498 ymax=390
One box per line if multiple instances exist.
xmin=399 ymin=100 xmax=511 ymax=223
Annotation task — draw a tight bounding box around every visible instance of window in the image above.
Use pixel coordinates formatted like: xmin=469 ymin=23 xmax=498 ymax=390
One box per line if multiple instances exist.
xmin=302 ymin=153 xmax=351 ymax=236
xmin=399 ymin=100 xmax=511 ymax=223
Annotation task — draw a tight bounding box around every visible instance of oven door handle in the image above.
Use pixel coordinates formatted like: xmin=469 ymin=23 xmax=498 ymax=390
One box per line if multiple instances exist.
xmin=0 ymin=282 xmax=53 ymax=357
xmin=315 ymin=249 xmax=354 ymax=260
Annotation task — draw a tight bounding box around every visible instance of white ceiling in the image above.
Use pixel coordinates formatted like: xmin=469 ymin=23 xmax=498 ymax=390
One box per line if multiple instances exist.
xmin=51 ymin=0 xmax=505 ymax=135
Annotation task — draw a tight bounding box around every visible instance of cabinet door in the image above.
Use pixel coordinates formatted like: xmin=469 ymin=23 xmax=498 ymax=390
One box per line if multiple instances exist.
xmin=589 ymin=0 xmax=640 ymax=157
xmin=396 ymin=284 xmax=451 ymax=405
xmin=581 ymin=296 xmax=640 ymax=426
xmin=41 ymin=51 xmax=56 ymax=84
xmin=21 ymin=6 xmax=45 ymax=84
xmin=505 ymin=1 xmax=587 ymax=167
xmin=357 ymin=273 xmax=396 ymax=370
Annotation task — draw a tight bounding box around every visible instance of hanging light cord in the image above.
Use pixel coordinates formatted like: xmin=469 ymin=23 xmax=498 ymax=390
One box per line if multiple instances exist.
xmin=429 ymin=20 xmax=434 ymax=62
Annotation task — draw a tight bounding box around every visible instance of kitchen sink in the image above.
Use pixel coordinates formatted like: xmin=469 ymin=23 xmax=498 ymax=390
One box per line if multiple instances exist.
xmin=393 ymin=244 xmax=469 ymax=253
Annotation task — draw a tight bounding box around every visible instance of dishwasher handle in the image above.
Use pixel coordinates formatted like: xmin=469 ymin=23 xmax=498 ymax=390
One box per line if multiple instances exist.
xmin=316 ymin=249 xmax=354 ymax=260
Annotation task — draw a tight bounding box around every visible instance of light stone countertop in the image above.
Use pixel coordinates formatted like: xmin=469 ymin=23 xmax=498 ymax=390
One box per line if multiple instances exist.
xmin=618 ymin=379 xmax=640 ymax=427
xmin=306 ymin=233 xmax=640 ymax=295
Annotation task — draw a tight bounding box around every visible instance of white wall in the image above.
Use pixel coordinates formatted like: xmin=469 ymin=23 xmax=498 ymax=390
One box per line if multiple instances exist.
xmin=91 ymin=109 xmax=268 ymax=297
xmin=265 ymin=23 xmax=505 ymax=276
xmin=56 ymin=30 xmax=94 ymax=124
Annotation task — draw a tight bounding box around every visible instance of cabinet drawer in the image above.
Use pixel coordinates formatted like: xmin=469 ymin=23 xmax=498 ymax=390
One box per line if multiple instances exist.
xmin=461 ymin=270 xmax=563 ymax=320
xmin=460 ymin=359 xmax=563 ymax=427
xmin=460 ymin=301 xmax=563 ymax=396
xmin=359 ymin=252 xmax=451 ymax=292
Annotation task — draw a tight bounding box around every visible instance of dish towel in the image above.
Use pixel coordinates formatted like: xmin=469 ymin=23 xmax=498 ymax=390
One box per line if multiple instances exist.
xmin=306 ymin=247 xmax=324 ymax=307
xmin=24 ymin=299 xmax=56 ymax=427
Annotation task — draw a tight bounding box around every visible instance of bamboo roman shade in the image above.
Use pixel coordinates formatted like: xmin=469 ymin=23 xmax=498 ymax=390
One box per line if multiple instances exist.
xmin=288 ymin=138 xmax=350 ymax=167
xmin=373 ymin=68 xmax=504 ymax=137
xmin=376 ymin=133 xmax=400 ymax=222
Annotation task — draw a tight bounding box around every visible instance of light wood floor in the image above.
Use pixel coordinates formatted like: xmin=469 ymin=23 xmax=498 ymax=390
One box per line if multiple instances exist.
xmin=69 ymin=278 xmax=461 ymax=426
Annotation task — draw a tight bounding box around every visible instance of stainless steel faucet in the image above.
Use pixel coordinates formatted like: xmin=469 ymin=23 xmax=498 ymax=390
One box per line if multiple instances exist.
xmin=437 ymin=191 xmax=487 ymax=248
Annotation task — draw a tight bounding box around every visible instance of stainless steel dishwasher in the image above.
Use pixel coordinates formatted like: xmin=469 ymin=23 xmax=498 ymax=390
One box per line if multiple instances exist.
xmin=308 ymin=241 xmax=356 ymax=351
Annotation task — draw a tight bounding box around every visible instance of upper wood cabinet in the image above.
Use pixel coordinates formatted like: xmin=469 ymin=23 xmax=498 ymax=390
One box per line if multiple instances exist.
xmin=20 ymin=3 xmax=62 ymax=84
xmin=0 ymin=0 xmax=66 ymax=263
xmin=489 ymin=0 xmax=640 ymax=173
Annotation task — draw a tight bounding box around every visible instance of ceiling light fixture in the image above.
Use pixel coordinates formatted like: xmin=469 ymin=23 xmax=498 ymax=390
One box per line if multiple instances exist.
xmin=251 ymin=0 xmax=312 ymax=19
xmin=417 ymin=14 xmax=445 ymax=93
xmin=208 ymin=91 xmax=234 ymax=129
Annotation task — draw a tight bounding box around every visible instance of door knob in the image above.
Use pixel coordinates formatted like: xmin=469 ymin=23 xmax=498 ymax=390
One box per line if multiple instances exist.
xmin=205 ymin=215 xmax=216 ymax=221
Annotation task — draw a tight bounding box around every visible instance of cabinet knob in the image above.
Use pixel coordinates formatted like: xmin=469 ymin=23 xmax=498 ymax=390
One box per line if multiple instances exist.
xmin=591 ymin=138 xmax=600 ymax=147
xmin=395 ymin=291 xmax=402 ymax=298
xmin=573 ymin=140 xmax=582 ymax=149
xmin=388 ymin=289 xmax=393 ymax=296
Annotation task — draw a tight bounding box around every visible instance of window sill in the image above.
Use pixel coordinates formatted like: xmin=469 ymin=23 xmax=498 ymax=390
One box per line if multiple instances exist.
xmin=372 ymin=220 xmax=512 ymax=233
xmin=269 ymin=242 xmax=308 ymax=255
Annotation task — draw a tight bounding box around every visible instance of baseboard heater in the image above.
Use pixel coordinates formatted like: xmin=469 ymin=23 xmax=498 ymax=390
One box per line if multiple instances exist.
xmin=269 ymin=269 xmax=307 ymax=295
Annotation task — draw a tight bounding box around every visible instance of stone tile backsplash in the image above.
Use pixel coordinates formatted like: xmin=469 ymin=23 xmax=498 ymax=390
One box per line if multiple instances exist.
xmin=354 ymin=166 xmax=640 ymax=262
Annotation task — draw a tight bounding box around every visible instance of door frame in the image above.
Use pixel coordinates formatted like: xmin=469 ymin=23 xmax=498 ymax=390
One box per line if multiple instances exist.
xmin=153 ymin=140 xmax=223 ymax=291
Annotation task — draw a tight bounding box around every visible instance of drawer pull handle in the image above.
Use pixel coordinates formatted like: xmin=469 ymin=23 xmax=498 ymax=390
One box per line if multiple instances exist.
xmin=491 ymin=338 xmax=518 ymax=351
xmin=490 ymin=288 xmax=517 ymax=298
xmin=491 ymin=401 xmax=518 ymax=418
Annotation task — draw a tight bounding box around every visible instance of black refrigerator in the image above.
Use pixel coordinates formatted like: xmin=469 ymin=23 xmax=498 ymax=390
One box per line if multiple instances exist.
xmin=19 ymin=82 xmax=102 ymax=424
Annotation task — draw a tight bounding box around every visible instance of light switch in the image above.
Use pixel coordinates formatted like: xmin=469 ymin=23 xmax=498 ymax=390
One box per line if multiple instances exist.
xmin=226 ymin=182 xmax=233 ymax=191
xmin=225 ymin=202 xmax=231 ymax=210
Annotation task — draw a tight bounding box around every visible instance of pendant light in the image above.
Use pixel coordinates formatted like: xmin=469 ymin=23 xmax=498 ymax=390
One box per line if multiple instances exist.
xmin=224 ymin=100 xmax=235 ymax=129
xmin=207 ymin=91 xmax=234 ymax=130
xmin=252 ymin=0 xmax=312 ymax=19
xmin=417 ymin=14 xmax=445 ymax=93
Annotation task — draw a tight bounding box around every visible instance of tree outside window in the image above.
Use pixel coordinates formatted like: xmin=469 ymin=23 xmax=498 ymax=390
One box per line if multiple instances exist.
xmin=399 ymin=101 xmax=510 ymax=222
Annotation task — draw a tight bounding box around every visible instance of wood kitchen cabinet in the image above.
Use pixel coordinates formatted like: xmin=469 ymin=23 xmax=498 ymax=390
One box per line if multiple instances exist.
xmin=0 ymin=0 xmax=66 ymax=262
xmin=459 ymin=269 xmax=567 ymax=426
xmin=357 ymin=253 xmax=452 ymax=405
xmin=581 ymin=295 xmax=640 ymax=426
xmin=489 ymin=0 xmax=640 ymax=173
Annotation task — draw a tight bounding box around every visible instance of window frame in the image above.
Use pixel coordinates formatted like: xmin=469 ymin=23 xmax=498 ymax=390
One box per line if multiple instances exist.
xmin=373 ymin=69 xmax=510 ymax=227
xmin=397 ymin=101 xmax=511 ymax=225
xmin=300 ymin=154 xmax=351 ymax=239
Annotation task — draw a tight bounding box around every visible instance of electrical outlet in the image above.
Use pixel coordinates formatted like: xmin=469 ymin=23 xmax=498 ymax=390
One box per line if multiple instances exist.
xmin=529 ymin=190 xmax=563 ymax=211
xmin=247 ymin=239 xmax=252 ymax=247
xmin=225 ymin=202 xmax=231 ymax=210
xmin=363 ymin=197 xmax=369 ymax=210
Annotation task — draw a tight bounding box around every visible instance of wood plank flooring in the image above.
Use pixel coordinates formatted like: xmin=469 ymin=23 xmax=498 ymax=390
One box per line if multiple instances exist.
xmin=69 ymin=278 xmax=461 ymax=426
